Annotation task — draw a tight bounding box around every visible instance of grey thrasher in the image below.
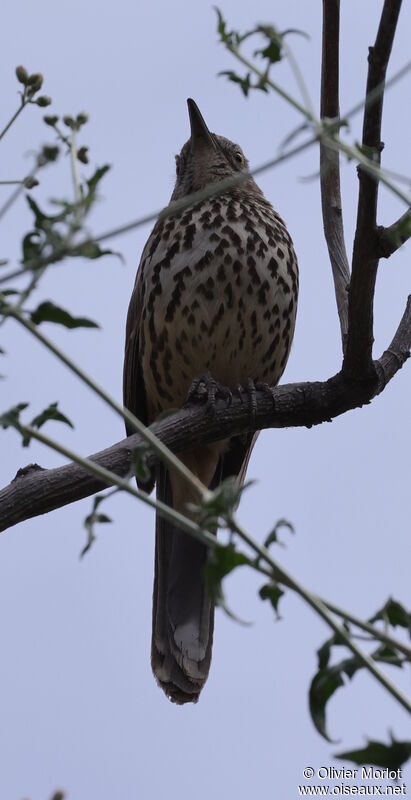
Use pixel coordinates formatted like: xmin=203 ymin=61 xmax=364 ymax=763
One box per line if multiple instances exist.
xmin=123 ymin=99 xmax=298 ymax=704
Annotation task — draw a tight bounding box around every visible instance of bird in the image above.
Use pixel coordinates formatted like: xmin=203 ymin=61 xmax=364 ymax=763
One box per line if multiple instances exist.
xmin=123 ymin=99 xmax=298 ymax=704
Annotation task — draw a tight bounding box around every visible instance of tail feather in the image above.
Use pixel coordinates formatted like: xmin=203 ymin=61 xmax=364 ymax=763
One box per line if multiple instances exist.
xmin=151 ymin=463 xmax=214 ymax=704
xmin=151 ymin=433 xmax=258 ymax=704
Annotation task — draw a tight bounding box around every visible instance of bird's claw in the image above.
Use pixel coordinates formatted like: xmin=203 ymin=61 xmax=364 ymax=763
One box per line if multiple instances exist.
xmin=237 ymin=379 xmax=276 ymax=427
xmin=184 ymin=371 xmax=232 ymax=415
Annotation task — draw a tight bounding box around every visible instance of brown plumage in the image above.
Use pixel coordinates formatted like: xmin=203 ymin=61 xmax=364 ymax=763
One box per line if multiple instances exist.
xmin=123 ymin=99 xmax=298 ymax=704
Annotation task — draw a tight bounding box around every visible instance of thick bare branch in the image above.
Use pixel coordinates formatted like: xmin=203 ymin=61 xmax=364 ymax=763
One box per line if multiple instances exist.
xmin=0 ymin=296 xmax=409 ymax=534
xmin=320 ymin=0 xmax=350 ymax=348
xmin=344 ymin=0 xmax=403 ymax=379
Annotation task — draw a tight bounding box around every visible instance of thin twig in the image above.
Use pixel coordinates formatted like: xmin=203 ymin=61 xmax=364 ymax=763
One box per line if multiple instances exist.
xmin=0 ymin=133 xmax=319 ymax=287
xmin=228 ymin=518 xmax=411 ymax=714
xmin=320 ymin=598 xmax=411 ymax=660
xmin=320 ymin=0 xmax=350 ymax=349
xmin=4 ymin=418 xmax=411 ymax=715
xmin=0 ymin=100 xmax=26 ymax=143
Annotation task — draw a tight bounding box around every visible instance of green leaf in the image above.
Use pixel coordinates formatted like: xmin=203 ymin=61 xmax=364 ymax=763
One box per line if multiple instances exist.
xmin=81 ymin=495 xmax=112 ymax=557
xmin=75 ymin=240 xmax=120 ymax=261
xmin=133 ymin=445 xmax=152 ymax=483
xmin=309 ymin=666 xmax=345 ymax=742
xmin=86 ymin=164 xmax=110 ymax=195
xmin=335 ymin=737 xmax=411 ymax=771
xmin=82 ymin=164 xmax=111 ymax=213
xmin=214 ymin=7 xmax=237 ymax=46
xmin=26 ymin=194 xmax=66 ymax=229
xmin=0 ymin=402 xmax=28 ymax=429
xmin=369 ymin=597 xmax=411 ymax=636
xmin=204 ymin=543 xmax=251 ymax=623
xmin=193 ymin=476 xmax=252 ymax=529
xmin=316 ymin=623 xmax=351 ymax=670
xmin=30 ymin=300 xmax=99 ymax=329
xmin=22 ymin=230 xmax=43 ymax=263
xmin=254 ymin=25 xmax=283 ymax=65
xmin=30 ymin=401 xmax=73 ymax=432
xmin=259 ymin=582 xmax=284 ymax=618
xmin=309 ymin=636 xmax=405 ymax=742
xmin=219 ymin=70 xmax=252 ymax=97
xmin=264 ymin=518 xmax=294 ymax=549
xmin=22 ymin=401 xmax=74 ymax=447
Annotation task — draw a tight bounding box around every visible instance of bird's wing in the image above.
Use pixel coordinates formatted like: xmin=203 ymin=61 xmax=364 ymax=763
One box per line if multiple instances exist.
xmin=123 ymin=259 xmax=155 ymax=491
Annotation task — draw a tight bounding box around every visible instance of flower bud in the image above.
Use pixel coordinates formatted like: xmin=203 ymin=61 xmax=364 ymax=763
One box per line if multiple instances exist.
xmin=23 ymin=176 xmax=39 ymax=189
xmin=63 ymin=115 xmax=75 ymax=129
xmin=77 ymin=146 xmax=89 ymax=164
xmin=26 ymin=73 xmax=43 ymax=94
xmin=15 ymin=65 xmax=28 ymax=84
xmin=76 ymin=111 xmax=89 ymax=126
xmin=27 ymin=72 xmax=43 ymax=86
xmin=41 ymin=145 xmax=59 ymax=162
xmin=43 ymin=114 xmax=59 ymax=127
xmin=36 ymin=95 xmax=52 ymax=107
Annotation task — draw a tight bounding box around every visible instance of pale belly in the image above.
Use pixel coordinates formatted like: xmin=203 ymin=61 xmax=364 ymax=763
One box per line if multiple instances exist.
xmin=139 ymin=196 xmax=298 ymax=418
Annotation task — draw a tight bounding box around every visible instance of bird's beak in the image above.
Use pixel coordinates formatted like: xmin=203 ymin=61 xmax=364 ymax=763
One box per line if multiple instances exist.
xmin=187 ymin=98 xmax=216 ymax=153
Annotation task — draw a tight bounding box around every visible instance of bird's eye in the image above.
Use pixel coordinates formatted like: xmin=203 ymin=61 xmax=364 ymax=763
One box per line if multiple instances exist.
xmin=234 ymin=152 xmax=245 ymax=168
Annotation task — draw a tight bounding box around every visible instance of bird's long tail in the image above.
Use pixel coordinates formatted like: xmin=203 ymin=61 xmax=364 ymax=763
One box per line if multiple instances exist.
xmin=151 ymin=462 xmax=214 ymax=704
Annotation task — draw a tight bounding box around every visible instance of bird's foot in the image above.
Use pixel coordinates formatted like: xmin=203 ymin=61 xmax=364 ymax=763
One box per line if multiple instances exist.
xmin=184 ymin=371 xmax=232 ymax=415
xmin=237 ymin=379 xmax=276 ymax=427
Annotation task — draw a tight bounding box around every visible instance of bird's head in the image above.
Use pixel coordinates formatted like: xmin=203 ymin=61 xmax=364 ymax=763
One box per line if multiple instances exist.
xmin=170 ymin=99 xmax=250 ymax=200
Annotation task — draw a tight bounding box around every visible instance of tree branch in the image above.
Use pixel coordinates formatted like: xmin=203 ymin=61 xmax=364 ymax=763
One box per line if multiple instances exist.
xmin=320 ymin=0 xmax=350 ymax=349
xmin=378 ymin=209 xmax=411 ymax=257
xmin=1 ymin=296 xmax=409 ymax=533
xmin=344 ymin=0 xmax=403 ymax=379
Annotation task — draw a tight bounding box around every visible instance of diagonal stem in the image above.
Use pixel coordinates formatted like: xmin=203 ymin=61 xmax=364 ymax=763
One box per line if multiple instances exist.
xmin=320 ymin=0 xmax=350 ymax=350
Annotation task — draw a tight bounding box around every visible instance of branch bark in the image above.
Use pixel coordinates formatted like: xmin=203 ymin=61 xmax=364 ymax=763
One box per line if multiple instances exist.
xmin=1 ymin=296 xmax=409 ymax=534
xmin=320 ymin=0 xmax=350 ymax=349
xmin=344 ymin=0 xmax=403 ymax=379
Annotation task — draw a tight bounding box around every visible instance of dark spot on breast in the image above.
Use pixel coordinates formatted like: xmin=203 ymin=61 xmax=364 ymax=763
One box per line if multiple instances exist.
xmin=262 ymin=333 xmax=280 ymax=364
xmin=257 ymin=280 xmax=270 ymax=306
xmin=224 ymin=282 xmax=234 ymax=308
xmin=217 ymin=264 xmax=226 ymax=282
xmin=267 ymin=257 xmax=278 ymax=278
xmin=148 ymin=233 xmax=161 ymax=258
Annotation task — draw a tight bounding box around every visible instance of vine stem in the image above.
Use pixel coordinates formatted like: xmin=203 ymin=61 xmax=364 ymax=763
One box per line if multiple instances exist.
xmin=228 ymin=45 xmax=411 ymax=208
xmin=2 ymin=305 xmax=207 ymax=499
xmin=320 ymin=599 xmax=411 ymax=661
xmin=10 ymin=416 xmax=410 ymax=713
xmin=0 ymin=131 xmax=318 ymax=287
xmin=0 ymin=100 xmax=27 ymax=143
xmin=228 ymin=517 xmax=411 ymax=715
xmin=69 ymin=127 xmax=82 ymax=228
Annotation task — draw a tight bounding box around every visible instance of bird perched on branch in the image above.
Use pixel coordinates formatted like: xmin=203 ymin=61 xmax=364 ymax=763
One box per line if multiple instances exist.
xmin=123 ymin=99 xmax=298 ymax=704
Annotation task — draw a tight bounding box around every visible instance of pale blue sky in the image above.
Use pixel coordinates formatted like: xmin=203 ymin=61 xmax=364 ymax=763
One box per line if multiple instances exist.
xmin=0 ymin=1 xmax=410 ymax=798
